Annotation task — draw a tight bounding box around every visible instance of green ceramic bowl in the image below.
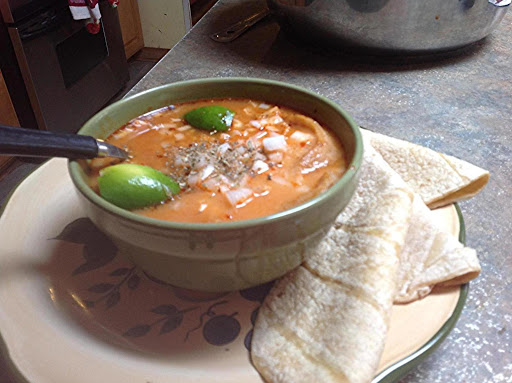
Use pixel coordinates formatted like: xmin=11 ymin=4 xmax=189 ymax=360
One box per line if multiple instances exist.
xmin=69 ymin=78 xmax=363 ymax=292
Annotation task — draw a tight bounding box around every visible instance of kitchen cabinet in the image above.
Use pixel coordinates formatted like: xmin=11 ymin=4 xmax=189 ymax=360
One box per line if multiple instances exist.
xmin=137 ymin=1 xmax=191 ymax=49
xmin=0 ymin=70 xmax=18 ymax=171
xmin=117 ymin=0 xmax=144 ymax=58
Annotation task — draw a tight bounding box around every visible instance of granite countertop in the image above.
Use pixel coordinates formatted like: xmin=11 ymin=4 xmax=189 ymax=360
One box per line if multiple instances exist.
xmin=128 ymin=1 xmax=512 ymax=381
xmin=0 ymin=0 xmax=510 ymax=382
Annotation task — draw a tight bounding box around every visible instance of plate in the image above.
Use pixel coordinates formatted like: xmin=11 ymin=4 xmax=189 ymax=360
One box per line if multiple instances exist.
xmin=0 ymin=159 xmax=467 ymax=383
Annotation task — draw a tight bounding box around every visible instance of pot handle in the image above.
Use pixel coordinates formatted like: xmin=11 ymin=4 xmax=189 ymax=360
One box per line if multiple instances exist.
xmin=488 ymin=0 xmax=511 ymax=7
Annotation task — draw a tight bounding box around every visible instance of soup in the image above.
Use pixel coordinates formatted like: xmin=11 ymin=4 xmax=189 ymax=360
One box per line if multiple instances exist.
xmin=89 ymin=99 xmax=347 ymax=222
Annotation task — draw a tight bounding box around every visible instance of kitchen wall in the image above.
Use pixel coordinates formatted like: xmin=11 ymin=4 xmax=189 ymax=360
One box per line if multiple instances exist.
xmin=137 ymin=0 xmax=192 ymax=49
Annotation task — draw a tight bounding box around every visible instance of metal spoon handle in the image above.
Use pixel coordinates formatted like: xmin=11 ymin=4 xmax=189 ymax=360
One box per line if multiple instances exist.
xmin=210 ymin=8 xmax=271 ymax=42
xmin=0 ymin=124 xmax=101 ymax=159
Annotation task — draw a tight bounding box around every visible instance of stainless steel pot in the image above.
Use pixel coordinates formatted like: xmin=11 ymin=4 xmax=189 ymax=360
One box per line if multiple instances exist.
xmin=266 ymin=0 xmax=510 ymax=53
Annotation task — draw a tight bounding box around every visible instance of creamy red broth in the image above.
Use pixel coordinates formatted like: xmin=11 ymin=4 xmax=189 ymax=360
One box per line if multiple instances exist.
xmin=89 ymin=99 xmax=347 ymax=223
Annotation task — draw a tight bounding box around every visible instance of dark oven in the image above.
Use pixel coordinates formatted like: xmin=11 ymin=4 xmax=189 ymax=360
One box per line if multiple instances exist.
xmin=0 ymin=0 xmax=128 ymax=133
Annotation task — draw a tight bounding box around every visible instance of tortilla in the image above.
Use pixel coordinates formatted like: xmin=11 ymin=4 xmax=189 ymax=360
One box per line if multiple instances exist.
xmin=395 ymin=194 xmax=481 ymax=303
xmin=361 ymin=129 xmax=490 ymax=209
xmin=251 ymin=144 xmax=414 ymax=383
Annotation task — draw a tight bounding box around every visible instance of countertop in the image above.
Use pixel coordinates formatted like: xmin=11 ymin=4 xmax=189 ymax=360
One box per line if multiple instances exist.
xmin=1 ymin=0 xmax=511 ymax=382
xmin=133 ymin=1 xmax=512 ymax=381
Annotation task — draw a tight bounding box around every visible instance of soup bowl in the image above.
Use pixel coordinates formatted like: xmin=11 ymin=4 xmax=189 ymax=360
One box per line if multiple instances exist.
xmin=69 ymin=78 xmax=363 ymax=292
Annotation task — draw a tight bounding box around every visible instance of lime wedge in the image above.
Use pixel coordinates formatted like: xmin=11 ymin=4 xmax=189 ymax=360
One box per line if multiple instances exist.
xmin=98 ymin=164 xmax=180 ymax=210
xmin=184 ymin=105 xmax=234 ymax=132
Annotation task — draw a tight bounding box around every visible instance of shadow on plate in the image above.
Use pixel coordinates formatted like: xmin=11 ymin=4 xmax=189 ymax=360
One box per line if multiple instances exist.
xmin=37 ymin=217 xmax=274 ymax=358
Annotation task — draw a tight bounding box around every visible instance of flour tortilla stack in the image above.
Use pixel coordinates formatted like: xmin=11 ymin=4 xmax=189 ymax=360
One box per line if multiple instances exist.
xmin=361 ymin=129 xmax=489 ymax=209
xmin=395 ymin=194 xmax=481 ymax=303
xmin=251 ymin=145 xmax=414 ymax=383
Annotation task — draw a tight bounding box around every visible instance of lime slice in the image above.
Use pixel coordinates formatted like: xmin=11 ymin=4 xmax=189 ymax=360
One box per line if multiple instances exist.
xmin=98 ymin=164 xmax=180 ymax=210
xmin=184 ymin=105 xmax=235 ymax=132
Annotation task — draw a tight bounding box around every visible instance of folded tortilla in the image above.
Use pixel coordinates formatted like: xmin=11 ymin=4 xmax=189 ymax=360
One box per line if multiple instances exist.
xmin=361 ymin=129 xmax=490 ymax=209
xmin=395 ymin=194 xmax=481 ymax=303
xmin=251 ymin=145 xmax=414 ymax=383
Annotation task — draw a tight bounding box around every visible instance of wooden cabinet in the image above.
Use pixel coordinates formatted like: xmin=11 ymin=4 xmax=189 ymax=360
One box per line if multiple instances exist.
xmin=117 ymin=0 xmax=144 ymax=59
xmin=0 ymin=71 xmax=18 ymax=127
xmin=0 ymin=70 xmax=18 ymax=171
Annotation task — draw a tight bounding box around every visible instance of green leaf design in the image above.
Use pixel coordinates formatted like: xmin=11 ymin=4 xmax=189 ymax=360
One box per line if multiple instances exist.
xmin=109 ymin=267 xmax=131 ymax=276
xmin=127 ymin=274 xmax=140 ymax=290
xmin=160 ymin=315 xmax=183 ymax=334
xmin=151 ymin=304 xmax=179 ymax=316
xmin=124 ymin=324 xmax=151 ymax=337
xmin=88 ymin=283 xmax=114 ymax=293
xmin=106 ymin=291 xmax=121 ymax=308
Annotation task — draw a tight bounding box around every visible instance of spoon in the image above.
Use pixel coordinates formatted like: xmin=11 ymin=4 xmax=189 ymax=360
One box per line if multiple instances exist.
xmin=0 ymin=124 xmax=129 ymax=160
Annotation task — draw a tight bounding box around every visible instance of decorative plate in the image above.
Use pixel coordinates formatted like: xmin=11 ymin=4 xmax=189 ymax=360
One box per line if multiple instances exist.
xmin=0 ymin=159 xmax=467 ymax=383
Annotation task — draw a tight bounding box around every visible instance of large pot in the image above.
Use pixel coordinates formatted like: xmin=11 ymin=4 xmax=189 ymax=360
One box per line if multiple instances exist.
xmin=267 ymin=0 xmax=510 ymax=54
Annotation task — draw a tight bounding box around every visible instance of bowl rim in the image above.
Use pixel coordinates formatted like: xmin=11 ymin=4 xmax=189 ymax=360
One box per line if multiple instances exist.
xmin=69 ymin=77 xmax=363 ymax=231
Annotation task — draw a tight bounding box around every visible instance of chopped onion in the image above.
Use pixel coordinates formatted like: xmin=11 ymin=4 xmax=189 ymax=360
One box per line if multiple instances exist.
xmin=177 ymin=125 xmax=192 ymax=131
xmin=160 ymin=142 xmax=173 ymax=148
xmin=219 ymin=184 xmax=230 ymax=193
xmin=202 ymin=177 xmax=221 ymax=191
xmin=217 ymin=142 xmax=231 ymax=155
xmin=201 ymin=164 xmax=215 ymax=180
xmin=290 ymin=131 xmax=313 ymax=143
xmin=220 ymin=133 xmax=230 ymax=141
xmin=232 ymin=119 xmax=243 ymax=129
xmin=174 ymin=155 xmax=186 ymax=166
xmin=132 ymin=120 xmax=151 ymax=129
xmin=268 ymin=152 xmax=283 ymax=163
xmin=258 ymin=103 xmax=271 ymax=109
xmin=263 ymin=135 xmax=287 ymax=152
xmin=247 ymin=138 xmax=262 ymax=149
xmin=170 ymin=118 xmax=182 ymax=122
xmin=255 ymin=131 xmax=268 ymax=139
xmin=252 ymin=160 xmax=269 ymax=174
xmin=174 ymin=133 xmax=185 ymax=140
xmin=266 ymin=126 xmax=280 ymax=132
xmin=270 ymin=116 xmax=284 ymax=124
xmin=187 ymin=173 xmax=200 ymax=187
xmin=154 ymin=123 xmax=177 ymax=130
xmin=250 ymin=120 xmax=261 ymax=128
xmin=224 ymin=188 xmax=253 ymax=207
xmin=193 ymin=156 xmax=208 ymax=170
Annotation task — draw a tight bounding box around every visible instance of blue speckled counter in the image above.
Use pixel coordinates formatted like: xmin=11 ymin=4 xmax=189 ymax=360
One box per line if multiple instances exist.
xmin=127 ymin=1 xmax=512 ymax=381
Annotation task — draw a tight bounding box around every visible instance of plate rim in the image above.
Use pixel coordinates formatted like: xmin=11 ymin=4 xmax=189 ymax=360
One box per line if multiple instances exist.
xmin=0 ymin=160 xmax=469 ymax=383
xmin=373 ymin=204 xmax=469 ymax=383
